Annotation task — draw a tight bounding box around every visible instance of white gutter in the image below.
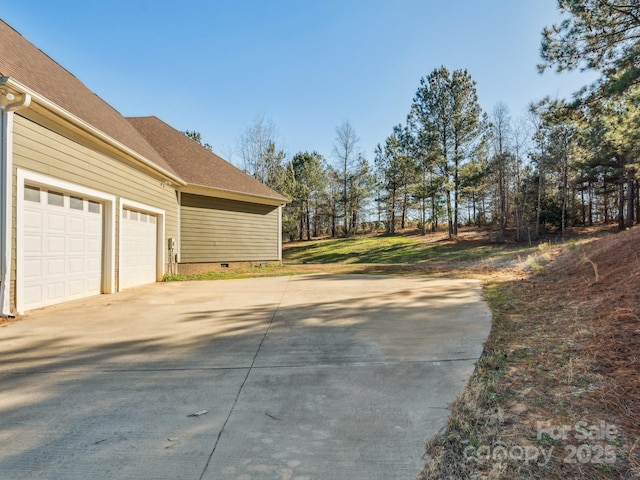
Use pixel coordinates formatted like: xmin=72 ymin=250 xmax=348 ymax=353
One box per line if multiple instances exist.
xmin=0 ymin=77 xmax=185 ymax=186
xmin=0 ymin=90 xmax=31 ymax=316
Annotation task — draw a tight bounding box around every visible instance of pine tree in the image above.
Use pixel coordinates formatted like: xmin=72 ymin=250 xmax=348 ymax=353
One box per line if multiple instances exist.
xmin=409 ymin=67 xmax=483 ymax=237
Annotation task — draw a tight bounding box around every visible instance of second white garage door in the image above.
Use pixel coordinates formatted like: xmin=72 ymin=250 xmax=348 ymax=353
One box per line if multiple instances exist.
xmin=120 ymin=208 xmax=157 ymax=289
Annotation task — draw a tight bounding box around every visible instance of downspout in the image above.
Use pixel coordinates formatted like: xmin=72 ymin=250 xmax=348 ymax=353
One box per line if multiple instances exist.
xmin=0 ymin=90 xmax=31 ymax=316
xmin=278 ymin=205 xmax=283 ymax=262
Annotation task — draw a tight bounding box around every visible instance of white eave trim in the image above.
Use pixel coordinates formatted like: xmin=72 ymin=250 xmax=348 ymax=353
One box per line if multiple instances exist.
xmin=0 ymin=77 xmax=186 ymax=186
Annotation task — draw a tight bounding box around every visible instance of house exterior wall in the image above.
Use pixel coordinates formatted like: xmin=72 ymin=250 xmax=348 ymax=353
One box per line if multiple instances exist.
xmin=10 ymin=114 xmax=179 ymax=308
xmin=180 ymin=192 xmax=280 ymax=264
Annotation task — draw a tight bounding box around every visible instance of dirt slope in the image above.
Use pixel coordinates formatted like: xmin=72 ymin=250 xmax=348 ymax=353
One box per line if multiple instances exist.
xmin=420 ymin=226 xmax=640 ymax=480
xmin=551 ymin=227 xmax=640 ymax=437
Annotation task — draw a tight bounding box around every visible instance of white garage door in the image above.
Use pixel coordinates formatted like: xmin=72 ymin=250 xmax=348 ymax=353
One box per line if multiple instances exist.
xmin=22 ymin=186 xmax=103 ymax=311
xmin=120 ymin=208 xmax=157 ymax=289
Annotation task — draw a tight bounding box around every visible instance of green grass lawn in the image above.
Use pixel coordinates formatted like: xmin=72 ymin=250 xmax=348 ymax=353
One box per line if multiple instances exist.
xmin=165 ymin=230 xmax=567 ymax=282
xmin=283 ymin=233 xmax=535 ymax=266
xmin=162 ymin=224 xmax=610 ymax=283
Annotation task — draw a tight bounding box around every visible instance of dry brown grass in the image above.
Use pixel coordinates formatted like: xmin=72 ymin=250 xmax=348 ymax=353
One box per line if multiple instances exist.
xmin=418 ymin=226 xmax=640 ymax=480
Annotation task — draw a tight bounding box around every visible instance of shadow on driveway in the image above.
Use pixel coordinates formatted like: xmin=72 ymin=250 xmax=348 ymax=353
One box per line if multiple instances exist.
xmin=0 ymin=274 xmax=491 ymax=480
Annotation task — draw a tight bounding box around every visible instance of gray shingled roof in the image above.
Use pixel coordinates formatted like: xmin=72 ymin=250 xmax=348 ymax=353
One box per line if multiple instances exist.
xmin=127 ymin=116 xmax=287 ymax=203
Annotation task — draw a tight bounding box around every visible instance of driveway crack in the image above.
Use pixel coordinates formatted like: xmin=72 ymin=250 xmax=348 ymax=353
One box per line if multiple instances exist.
xmin=198 ymin=275 xmax=290 ymax=480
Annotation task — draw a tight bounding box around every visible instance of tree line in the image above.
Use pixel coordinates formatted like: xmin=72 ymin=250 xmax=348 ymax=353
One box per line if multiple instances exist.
xmin=231 ymin=114 xmax=375 ymax=240
xmin=188 ymin=1 xmax=640 ymax=242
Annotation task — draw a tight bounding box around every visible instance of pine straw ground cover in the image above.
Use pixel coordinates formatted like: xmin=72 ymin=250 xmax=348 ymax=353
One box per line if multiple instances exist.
xmin=419 ymin=226 xmax=640 ymax=480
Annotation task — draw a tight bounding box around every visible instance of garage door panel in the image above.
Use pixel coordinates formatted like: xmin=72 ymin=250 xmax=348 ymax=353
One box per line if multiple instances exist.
xmin=68 ymin=279 xmax=84 ymax=296
xmin=45 ymin=258 xmax=65 ymax=276
xmin=24 ymin=210 xmax=43 ymax=229
xmin=24 ymin=235 xmax=43 ymax=255
xmin=68 ymin=257 xmax=84 ymax=273
xmin=47 ymin=282 xmax=64 ymax=300
xmin=23 ymin=258 xmax=43 ymax=279
xmin=87 ymin=256 xmax=101 ymax=272
xmin=46 ymin=236 xmax=65 ymax=255
xmin=47 ymin=213 xmax=65 ymax=231
xmin=68 ymin=237 xmax=85 ymax=253
xmin=22 ymin=187 xmax=103 ymax=311
xmin=24 ymin=285 xmax=42 ymax=305
xmin=87 ymin=216 xmax=101 ymax=232
xmin=69 ymin=216 xmax=85 ymax=234
xmin=87 ymin=237 xmax=101 ymax=254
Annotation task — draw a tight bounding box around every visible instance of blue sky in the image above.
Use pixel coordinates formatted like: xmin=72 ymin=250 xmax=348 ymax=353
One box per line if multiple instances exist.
xmin=1 ymin=1 xmax=598 ymax=166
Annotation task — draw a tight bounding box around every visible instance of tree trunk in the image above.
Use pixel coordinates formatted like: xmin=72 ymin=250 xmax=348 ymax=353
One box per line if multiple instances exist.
xmin=431 ymin=193 xmax=437 ymax=233
xmin=536 ymin=169 xmax=543 ymax=238
xmin=390 ymin=208 xmax=396 ymax=234
xmin=502 ymin=171 xmax=507 ymax=235
xmin=472 ymin=192 xmax=477 ymax=227
xmin=635 ymin=179 xmax=640 ymax=225
xmin=390 ymin=187 xmax=396 ymax=234
xmin=580 ymin=184 xmax=586 ymax=226
xmin=603 ymin=178 xmax=610 ymax=224
xmin=588 ymin=181 xmax=593 ymax=226
xmin=618 ymin=175 xmax=625 ymax=231
xmin=627 ymin=169 xmax=635 ymax=227
xmin=570 ymin=184 xmax=577 ymax=227
xmin=401 ymin=193 xmax=409 ymax=230
xmin=343 ymin=201 xmax=348 ymax=236
xmin=299 ymin=215 xmax=304 ymax=241
xmin=331 ymin=213 xmax=336 ymax=238
xmin=313 ymin=198 xmax=319 ymax=237
xmin=514 ymin=157 xmax=521 ymax=242
xmin=453 ymin=174 xmax=459 ymax=236
xmin=561 ymin=165 xmax=568 ymax=236
xmin=446 ymin=190 xmax=453 ymax=238
xmin=420 ymin=196 xmax=426 ymax=235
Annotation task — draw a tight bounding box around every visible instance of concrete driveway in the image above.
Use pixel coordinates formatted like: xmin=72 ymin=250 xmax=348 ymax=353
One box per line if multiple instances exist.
xmin=0 ymin=274 xmax=491 ymax=480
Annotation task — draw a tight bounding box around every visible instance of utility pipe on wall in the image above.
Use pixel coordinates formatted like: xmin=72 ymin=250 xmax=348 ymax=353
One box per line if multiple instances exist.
xmin=0 ymin=89 xmax=31 ymax=316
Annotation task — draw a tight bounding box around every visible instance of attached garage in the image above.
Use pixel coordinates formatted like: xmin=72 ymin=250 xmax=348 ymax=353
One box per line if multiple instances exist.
xmin=119 ymin=206 xmax=158 ymax=289
xmin=14 ymin=175 xmax=168 ymax=312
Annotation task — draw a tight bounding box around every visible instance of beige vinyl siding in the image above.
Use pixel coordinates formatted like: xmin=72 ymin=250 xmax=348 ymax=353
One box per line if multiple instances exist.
xmin=11 ymin=114 xmax=179 ymax=279
xmin=181 ymin=193 xmax=279 ymax=262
